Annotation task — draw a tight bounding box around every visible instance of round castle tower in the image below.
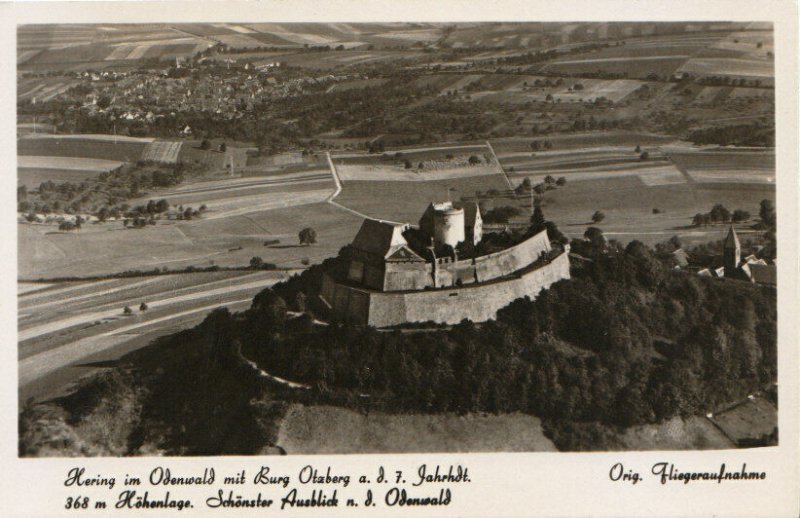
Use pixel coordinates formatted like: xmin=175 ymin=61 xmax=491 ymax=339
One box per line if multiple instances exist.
xmin=433 ymin=203 xmax=465 ymax=248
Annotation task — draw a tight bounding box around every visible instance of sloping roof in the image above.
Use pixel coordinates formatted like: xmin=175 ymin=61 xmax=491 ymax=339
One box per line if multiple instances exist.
xmin=749 ymin=264 xmax=777 ymax=286
xmin=724 ymin=226 xmax=741 ymax=249
xmin=351 ymin=219 xmax=414 ymax=259
xmin=463 ymin=202 xmax=482 ymax=228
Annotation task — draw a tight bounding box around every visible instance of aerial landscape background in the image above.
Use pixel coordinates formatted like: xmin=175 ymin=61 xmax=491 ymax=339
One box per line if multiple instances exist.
xmin=16 ymin=22 xmax=777 ymax=456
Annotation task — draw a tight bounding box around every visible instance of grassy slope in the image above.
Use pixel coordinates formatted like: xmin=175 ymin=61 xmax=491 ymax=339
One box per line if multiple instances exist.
xmin=277 ymin=404 xmax=557 ymax=453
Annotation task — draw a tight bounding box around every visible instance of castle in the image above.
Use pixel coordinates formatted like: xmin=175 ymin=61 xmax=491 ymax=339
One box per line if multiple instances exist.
xmin=319 ymin=202 xmax=571 ymax=327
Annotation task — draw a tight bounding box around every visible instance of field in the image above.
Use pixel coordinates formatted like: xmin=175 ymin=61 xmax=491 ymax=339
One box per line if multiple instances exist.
xmin=530 ymin=28 xmax=773 ymax=84
xmin=489 ymin=135 xmax=775 ymax=246
xmin=18 ymin=135 xmax=149 ymax=162
xmin=18 ymin=156 xmax=123 ymax=188
xmin=19 ymin=166 xmax=343 ymax=278
xmin=17 ymin=24 xmax=212 ymax=70
xmin=18 ymin=155 xmax=122 ymax=172
xmin=490 ymin=131 xmax=675 ymax=154
xmin=277 ymin=405 xmax=557 ymax=454
xmin=18 ymin=142 xmax=519 ymax=278
xmin=668 ymin=149 xmax=774 ymax=184
xmin=541 ymin=56 xmax=689 ymax=80
xmin=528 ymin=174 xmax=774 ymax=247
xmin=177 ymin=140 xmax=253 ymax=171
xmin=18 ymin=270 xmax=292 ymax=403
xmin=140 ymin=140 xmax=183 ymax=163
xmin=335 ymin=174 xmax=512 ymax=224
xmin=17 ymin=76 xmax=80 ymax=102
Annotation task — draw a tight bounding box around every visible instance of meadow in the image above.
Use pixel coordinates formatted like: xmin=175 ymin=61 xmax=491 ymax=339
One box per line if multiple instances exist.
xmin=277 ymin=405 xmax=557 ymax=454
xmin=19 ymin=167 xmax=104 ymax=189
xmin=531 ymin=174 xmax=775 ymax=246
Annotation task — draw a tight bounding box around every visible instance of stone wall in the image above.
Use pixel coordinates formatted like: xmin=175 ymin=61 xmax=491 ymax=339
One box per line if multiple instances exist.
xmin=378 ymin=229 xmax=553 ymax=291
xmin=322 ymin=252 xmax=570 ymax=327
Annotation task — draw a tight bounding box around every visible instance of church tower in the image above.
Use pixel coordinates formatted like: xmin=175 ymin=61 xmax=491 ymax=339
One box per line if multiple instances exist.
xmin=723 ymin=226 xmax=741 ymax=277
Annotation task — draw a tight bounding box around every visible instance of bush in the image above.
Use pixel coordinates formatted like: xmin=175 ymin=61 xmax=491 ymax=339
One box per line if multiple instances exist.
xmin=482 ymin=206 xmax=522 ymax=224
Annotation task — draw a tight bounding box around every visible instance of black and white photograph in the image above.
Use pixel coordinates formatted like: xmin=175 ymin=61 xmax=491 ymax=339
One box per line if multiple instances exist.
xmin=15 ymin=17 xmax=783 ymax=459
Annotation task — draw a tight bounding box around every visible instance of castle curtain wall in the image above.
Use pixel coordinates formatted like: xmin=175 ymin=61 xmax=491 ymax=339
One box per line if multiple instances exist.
xmin=324 ymin=252 xmax=570 ymax=327
xmin=346 ymin=229 xmax=554 ymax=292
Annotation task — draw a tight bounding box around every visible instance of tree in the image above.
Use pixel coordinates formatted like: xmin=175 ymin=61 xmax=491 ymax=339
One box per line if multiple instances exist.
xmin=404 ymin=160 xmax=412 ymax=169
xmin=556 ymin=177 xmax=566 ymax=186
xmin=522 ymin=177 xmax=532 ymax=189
xmin=759 ymin=199 xmax=776 ymax=229
xmin=219 ymin=142 xmax=227 ymax=152
xmin=139 ymin=302 xmax=148 ymax=312
xmin=468 ymin=155 xmax=481 ymax=165
xmin=544 ymin=175 xmax=555 ymax=185
xmin=709 ymin=204 xmax=731 ymax=223
xmin=530 ymin=140 xmax=541 ymax=151
xmin=591 ymin=210 xmax=605 ymax=223
xmin=584 ymin=226 xmax=607 ymax=253
xmin=530 ymin=206 xmax=546 ymax=233
xmin=123 ymin=306 xmax=133 ymax=315
xmin=250 ymin=256 xmax=264 ymax=269
xmin=96 ymin=96 xmax=112 ymax=109
xmin=732 ymin=209 xmax=751 ymax=223
xmin=639 ymin=151 xmax=649 ymax=161
xmin=299 ymin=227 xmax=317 ymax=246
xmin=200 ymin=139 xmax=211 ymax=150
xmin=635 ymin=144 xmax=641 ymax=153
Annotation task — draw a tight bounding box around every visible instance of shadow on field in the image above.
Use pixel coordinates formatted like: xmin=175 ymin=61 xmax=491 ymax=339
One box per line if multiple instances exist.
xmin=74 ymin=360 xmax=120 ymax=369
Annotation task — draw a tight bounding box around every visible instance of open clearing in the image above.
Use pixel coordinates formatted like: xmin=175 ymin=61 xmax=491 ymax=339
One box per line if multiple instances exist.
xmin=277 ymin=405 xmax=557 ymax=454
